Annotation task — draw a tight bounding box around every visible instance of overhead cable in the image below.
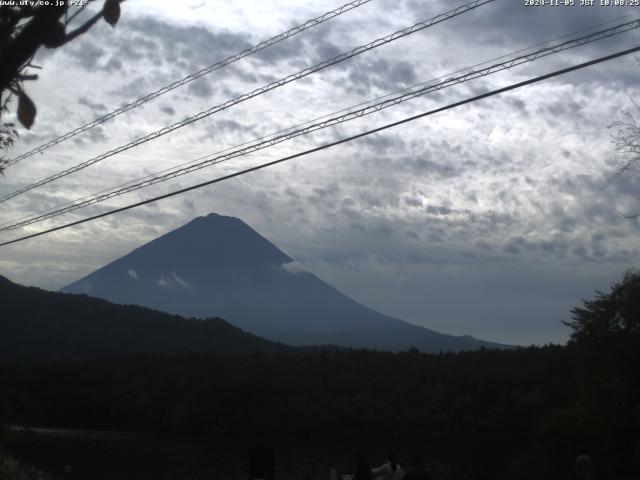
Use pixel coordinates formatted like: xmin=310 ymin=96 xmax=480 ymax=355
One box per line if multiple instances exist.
xmin=2 ymin=44 xmax=639 ymax=247
xmin=2 ymin=17 xmax=638 ymax=232
xmin=0 ymin=0 xmax=495 ymax=204
xmin=2 ymin=0 xmax=374 ymax=168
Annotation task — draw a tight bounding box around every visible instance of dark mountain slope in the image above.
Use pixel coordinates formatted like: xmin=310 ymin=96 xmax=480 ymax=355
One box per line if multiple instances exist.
xmin=0 ymin=274 xmax=290 ymax=362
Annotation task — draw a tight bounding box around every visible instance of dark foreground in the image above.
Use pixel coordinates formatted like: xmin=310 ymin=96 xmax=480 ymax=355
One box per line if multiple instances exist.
xmin=1 ymin=343 xmax=638 ymax=479
xmin=3 ymin=262 xmax=639 ymax=480
xmin=4 ymin=426 xmax=526 ymax=480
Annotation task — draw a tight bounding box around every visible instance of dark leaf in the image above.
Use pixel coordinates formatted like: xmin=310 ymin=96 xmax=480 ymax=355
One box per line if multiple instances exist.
xmin=103 ymin=0 xmax=121 ymax=28
xmin=42 ymin=20 xmax=66 ymax=48
xmin=17 ymin=92 xmax=36 ymax=130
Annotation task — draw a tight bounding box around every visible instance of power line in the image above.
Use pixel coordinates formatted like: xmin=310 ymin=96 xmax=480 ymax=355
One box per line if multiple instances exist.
xmin=2 ymin=17 xmax=638 ymax=232
xmin=2 ymin=44 xmax=638 ymax=248
xmin=0 ymin=0 xmax=495 ymax=204
xmin=2 ymin=0 xmax=374 ymax=169
xmin=2 ymin=17 xmax=637 ymax=231
xmin=9 ymin=9 xmax=635 ymax=234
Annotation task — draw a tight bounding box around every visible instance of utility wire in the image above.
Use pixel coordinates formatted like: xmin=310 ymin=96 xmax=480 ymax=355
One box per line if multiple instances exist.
xmin=2 ymin=44 xmax=639 ymax=247
xmin=0 ymin=0 xmax=495 ymax=204
xmin=2 ymin=17 xmax=638 ymax=232
xmin=8 ymin=6 xmax=636 ymax=229
xmin=2 ymin=17 xmax=636 ymax=230
xmin=3 ymin=0 xmax=373 ymax=168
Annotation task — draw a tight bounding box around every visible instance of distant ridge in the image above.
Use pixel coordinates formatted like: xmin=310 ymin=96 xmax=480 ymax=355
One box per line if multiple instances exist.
xmin=62 ymin=213 xmax=512 ymax=352
xmin=0 ymin=274 xmax=290 ymax=362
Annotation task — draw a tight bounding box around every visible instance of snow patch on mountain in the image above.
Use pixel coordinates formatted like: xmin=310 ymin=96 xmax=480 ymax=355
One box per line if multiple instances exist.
xmin=127 ymin=269 xmax=139 ymax=282
xmin=157 ymin=272 xmax=193 ymax=289
xmin=281 ymin=261 xmax=307 ymax=275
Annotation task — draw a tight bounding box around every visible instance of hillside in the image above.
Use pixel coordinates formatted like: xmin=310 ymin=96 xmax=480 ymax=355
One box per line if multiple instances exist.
xmin=0 ymin=274 xmax=290 ymax=362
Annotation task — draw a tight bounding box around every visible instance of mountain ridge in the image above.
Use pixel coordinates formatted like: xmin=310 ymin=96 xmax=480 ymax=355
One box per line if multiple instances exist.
xmin=62 ymin=213 xmax=512 ymax=352
xmin=0 ymin=273 xmax=292 ymax=362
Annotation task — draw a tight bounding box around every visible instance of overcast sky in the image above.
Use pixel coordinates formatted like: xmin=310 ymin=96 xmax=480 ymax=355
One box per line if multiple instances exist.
xmin=1 ymin=0 xmax=640 ymax=345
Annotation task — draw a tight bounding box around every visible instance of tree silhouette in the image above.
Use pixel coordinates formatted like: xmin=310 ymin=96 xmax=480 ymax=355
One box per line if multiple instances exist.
xmin=609 ymin=99 xmax=640 ymax=218
xmin=566 ymin=271 xmax=639 ymax=341
xmin=565 ymin=270 xmax=640 ymax=382
xmin=563 ymin=270 xmax=640 ymax=471
xmin=0 ymin=0 xmax=122 ymax=173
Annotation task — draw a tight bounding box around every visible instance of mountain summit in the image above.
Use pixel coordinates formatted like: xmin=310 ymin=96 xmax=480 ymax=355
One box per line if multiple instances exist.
xmin=62 ymin=213 xmax=509 ymax=351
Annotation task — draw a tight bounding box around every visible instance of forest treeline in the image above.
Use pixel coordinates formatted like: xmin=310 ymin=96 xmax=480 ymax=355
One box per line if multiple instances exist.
xmin=1 ymin=346 xmax=571 ymax=436
xmin=0 ymin=343 xmax=637 ymax=478
xmin=0 ymin=272 xmax=638 ymax=478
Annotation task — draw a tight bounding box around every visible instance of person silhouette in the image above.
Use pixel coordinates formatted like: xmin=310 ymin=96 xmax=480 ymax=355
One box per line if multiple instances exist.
xmin=354 ymin=452 xmax=372 ymax=480
xmin=570 ymin=450 xmax=592 ymax=480
xmin=402 ymin=456 xmax=432 ymax=480
xmin=371 ymin=453 xmax=404 ymax=480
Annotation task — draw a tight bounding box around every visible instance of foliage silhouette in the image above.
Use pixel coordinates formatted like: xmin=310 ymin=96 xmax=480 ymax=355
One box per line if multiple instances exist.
xmin=0 ymin=1 xmax=123 ymax=172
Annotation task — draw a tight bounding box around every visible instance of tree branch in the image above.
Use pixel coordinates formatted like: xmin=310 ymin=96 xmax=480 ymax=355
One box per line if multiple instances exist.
xmin=61 ymin=0 xmax=126 ymax=45
xmin=65 ymin=3 xmax=89 ymax=26
xmin=16 ymin=74 xmax=38 ymax=82
xmin=59 ymin=8 xmax=103 ymax=45
xmin=0 ymin=5 xmax=67 ymax=92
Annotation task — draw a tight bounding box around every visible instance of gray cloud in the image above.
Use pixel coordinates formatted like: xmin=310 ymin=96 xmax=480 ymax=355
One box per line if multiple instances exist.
xmin=187 ymin=78 xmax=214 ymax=98
xmin=78 ymin=96 xmax=108 ymax=114
xmin=125 ymin=16 xmax=251 ymax=72
xmin=66 ymin=42 xmax=106 ymax=70
xmin=281 ymin=260 xmax=307 ymax=274
xmin=103 ymin=56 xmax=124 ymax=73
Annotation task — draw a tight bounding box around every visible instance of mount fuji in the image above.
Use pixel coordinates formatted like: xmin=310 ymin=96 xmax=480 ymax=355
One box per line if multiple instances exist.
xmin=62 ymin=213 xmax=510 ymax=352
